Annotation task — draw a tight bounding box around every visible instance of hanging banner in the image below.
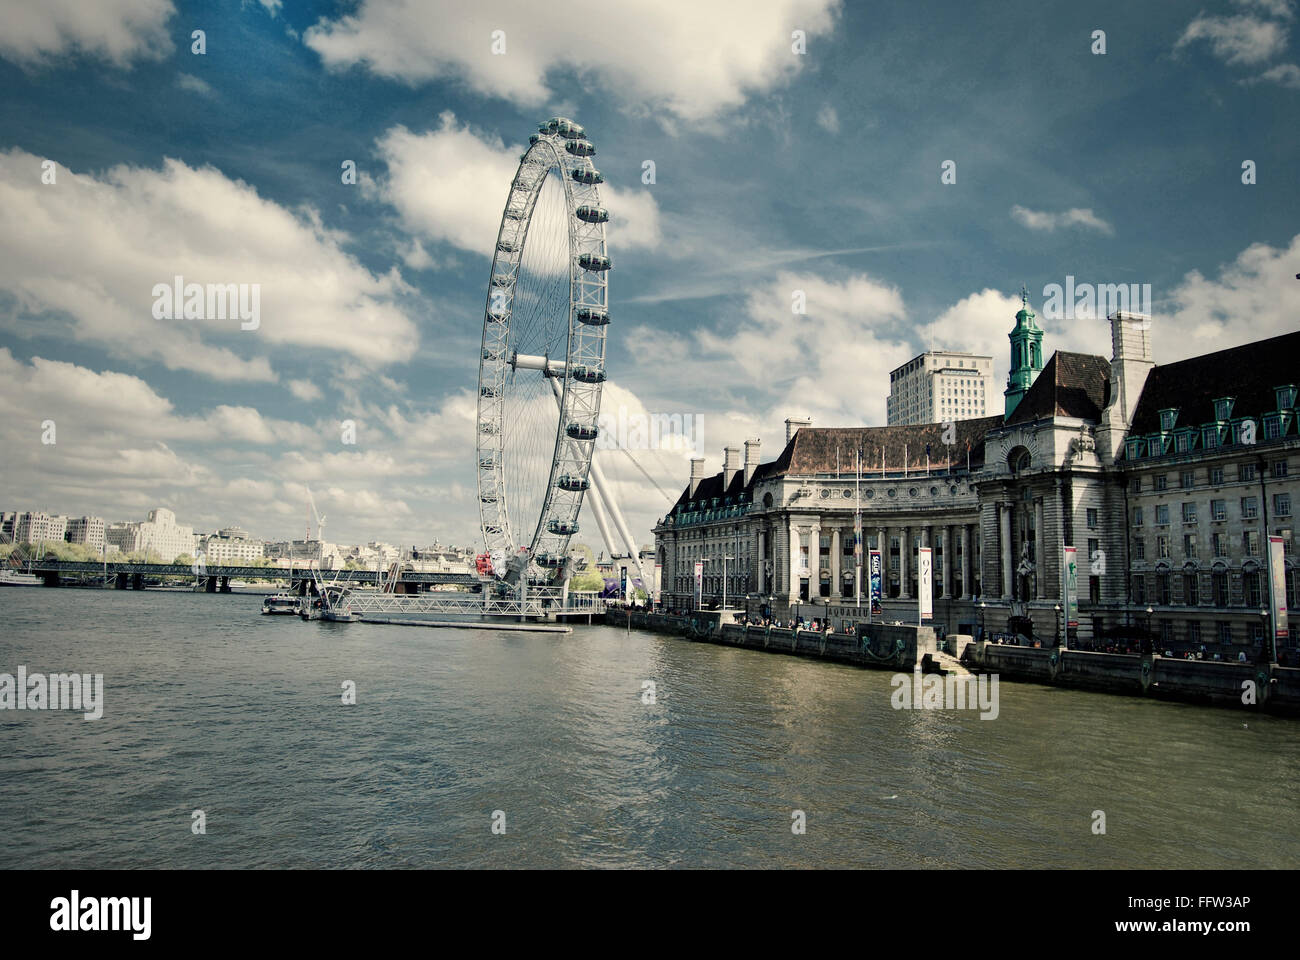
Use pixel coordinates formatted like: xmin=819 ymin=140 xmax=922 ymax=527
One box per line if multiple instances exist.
xmin=1063 ymin=545 xmax=1079 ymax=628
xmin=1269 ymin=535 xmax=1289 ymax=642
xmin=653 ymin=562 xmax=662 ymax=605
xmin=693 ymin=560 xmax=703 ymax=608
xmin=853 ymin=513 xmax=862 ymax=564
xmin=918 ymin=547 xmax=933 ymax=621
xmin=869 ymin=549 xmax=882 ymax=604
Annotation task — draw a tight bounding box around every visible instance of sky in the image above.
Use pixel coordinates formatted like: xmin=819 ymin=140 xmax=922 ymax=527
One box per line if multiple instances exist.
xmin=0 ymin=0 xmax=1297 ymax=555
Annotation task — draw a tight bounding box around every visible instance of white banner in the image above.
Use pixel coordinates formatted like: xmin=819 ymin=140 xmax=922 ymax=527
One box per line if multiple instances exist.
xmin=694 ymin=560 xmax=703 ymax=608
xmin=918 ymin=547 xmax=933 ymax=621
xmin=1269 ymin=535 xmax=1288 ymax=645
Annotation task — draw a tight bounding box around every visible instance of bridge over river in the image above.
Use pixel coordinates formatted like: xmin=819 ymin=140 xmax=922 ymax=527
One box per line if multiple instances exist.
xmin=21 ymin=560 xmax=481 ymax=592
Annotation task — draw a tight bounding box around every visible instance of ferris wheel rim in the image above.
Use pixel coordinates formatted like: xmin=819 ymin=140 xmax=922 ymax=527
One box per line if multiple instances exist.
xmin=475 ymin=118 xmax=610 ymax=581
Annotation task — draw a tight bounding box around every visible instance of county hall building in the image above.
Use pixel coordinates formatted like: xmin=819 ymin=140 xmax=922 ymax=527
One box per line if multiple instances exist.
xmin=652 ymin=300 xmax=1300 ymax=659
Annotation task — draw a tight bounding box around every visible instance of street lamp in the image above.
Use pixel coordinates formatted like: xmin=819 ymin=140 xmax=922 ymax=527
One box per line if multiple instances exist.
xmin=1146 ymin=605 xmax=1154 ymax=650
xmin=1260 ymin=608 xmax=1270 ymax=662
xmin=722 ymin=555 xmax=733 ymax=613
xmin=978 ymin=601 xmax=987 ymax=639
xmin=1054 ymin=603 xmax=1062 ymax=648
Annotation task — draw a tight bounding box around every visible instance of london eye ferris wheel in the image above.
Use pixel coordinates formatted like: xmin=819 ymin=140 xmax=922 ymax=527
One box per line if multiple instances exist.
xmin=476 ymin=117 xmax=611 ymax=585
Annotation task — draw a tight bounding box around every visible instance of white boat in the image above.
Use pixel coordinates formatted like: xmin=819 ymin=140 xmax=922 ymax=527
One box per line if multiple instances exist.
xmin=0 ymin=570 xmax=42 ymax=587
xmin=262 ymin=594 xmax=301 ymax=615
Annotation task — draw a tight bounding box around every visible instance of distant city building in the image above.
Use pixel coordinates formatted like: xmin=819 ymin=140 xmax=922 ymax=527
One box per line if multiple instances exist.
xmin=14 ymin=511 xmax=68 ymax=545
xmin=887 ymin=351 xmax=993 ymax=426
xmin=65 ymin=516 xmax=106 ymax=553
xmin=106 ymin=507 xmax=194 ymax=562
xmin=0 ymin=511 xmax=16 ymax=539
xmin=198 ymin=527 xmax=264 ymax=565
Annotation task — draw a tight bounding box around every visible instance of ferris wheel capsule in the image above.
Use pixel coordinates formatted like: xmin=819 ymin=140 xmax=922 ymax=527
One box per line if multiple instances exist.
xmin=575 ymin=205 xmax=609 ymax=224
xmin=576 ymin=307 xmax=609 ymax=325
xmin=571 ymin=168 xmax=603 ymax=185
xmin=578 ymin=253 xmax=611 ymax=272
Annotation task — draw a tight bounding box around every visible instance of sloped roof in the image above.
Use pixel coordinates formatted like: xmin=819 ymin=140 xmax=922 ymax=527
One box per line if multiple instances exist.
xmin=766 ymin=417 xmax=1003 ymax=476
xmin=1006 ymin=350 xmax=1111 ymax=425
xmin=1128 ymin=330 xmax=1300 ymax=434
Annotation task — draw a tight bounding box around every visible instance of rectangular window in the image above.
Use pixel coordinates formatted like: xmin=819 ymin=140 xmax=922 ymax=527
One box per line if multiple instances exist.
xmin=1188 ymin=621 xmax=1201 ymax=643
xmin=1219 ymin=622 xmax=1233 ymax=644
xmin=1213 ymin=573 xmax=1229 ymax=606
xmin=1244 ymin=531 xmax=1260 ymax=557
xmin=1181 ymin=470 xmax=1195 ymax=489
xmin=1155 ymin=504 xmax=1170 ymax=525
xmin=1182 ymin=502 xmax=1197 ymax=523
xmin=1086 ymin=508 xmax=1098 ymax=529
xmin=1131 ymin=478 xmax=1142 ymax=494
xmin=1242 ymin=497 xmax=1259 ymax=520
xmin=1246 ymin=571 xmax=1262 ymax=607
xmin=1133 ymin=507 xmax=1144 ymax=527
xmin=1210 ymin=466 xmax=1224 ymax=486
xmin=1273 ymin=460 xmax=1289 ymax=478
xmin=1183 ymin=533 xmax=1198 ymax=558
xmin=1133 ymin=538 xmax=1145 ymax=560
xmin=1157 ymin=535 xmax=1171 ymax=559
xmin=1240 ymin=463 xmax=1256 ymax=482
xmin=1088 ymin=538 xmax=1099 ymax=561
xmin=1089 ymin=576 xmax=1101 ymax=605
xmin=1155 ymin=475 xmax=1168 ymax=491
xmin=1184 ymin=573 xmax=1199 ymax=606
xmin=1132 ymin=575 xmax=1146 ymax=604
xmin=1213 ymin=532 xmax=1228 ymax=558
xmin=1275 ymin=493 xmax=1292 ymax=517
xmin=1211 ymin=499 xmax=1227 ymax=521
xmin=1157 ymin=573 xmax=1171 ymax=605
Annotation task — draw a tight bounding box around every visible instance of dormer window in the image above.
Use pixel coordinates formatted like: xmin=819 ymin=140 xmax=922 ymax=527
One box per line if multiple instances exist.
xmin=1213 ymin=397 xmax=1234 ymax=421
xmin=1276 ymin=385 xmax=1297 ymax=411
xmin=1158 ymin=408 xmax=1179 ymax=432
xmin=1126 ymin=438 xmax=1144 ymax=460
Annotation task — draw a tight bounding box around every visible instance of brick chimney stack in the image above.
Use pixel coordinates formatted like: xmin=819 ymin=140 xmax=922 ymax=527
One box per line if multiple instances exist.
xmin=743 ymin=438 xmax=761 ymax=485
xmin=688 ymin=457 xmax=706 ymax=497
xmin=723 ymin=446 xmax=741 ymax=486
xmin=785 ymin=417 xmax=812 ymax=445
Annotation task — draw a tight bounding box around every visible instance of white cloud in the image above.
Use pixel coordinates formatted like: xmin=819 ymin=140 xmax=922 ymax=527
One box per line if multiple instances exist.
xmin=373 ymin=113 xmax=660 ymax=258
xmin=1245 ymin=62 xmax=1300 ymax=86
xmin=0 ymin=0 xmax=174 ymax=68
xmin=816 ymin=104 xmax=840 ymax=134
xmin=287 ymin=379 xmax=323 ymax=402
xmin=1232 ymin=0 xmax=1294 ymax=19
xmin=0 ymin=148 xmax=419 ymax=381
xmin=1160 ymin=233 xmax=1300 ymax=362
xmin=1010 ymin=205 xmax=1114 ymax=235
xmin=177 ymin=73 xmax=214 ymax=97
xmin=1176 ymin=14 xmax=1289 ymax=66
xmin=304 ymin=0 xmax=840 ymax=122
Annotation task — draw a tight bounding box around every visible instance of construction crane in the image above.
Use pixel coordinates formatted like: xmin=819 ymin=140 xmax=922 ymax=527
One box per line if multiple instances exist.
xmin=305 ymin=485 xmax=327 ymax=544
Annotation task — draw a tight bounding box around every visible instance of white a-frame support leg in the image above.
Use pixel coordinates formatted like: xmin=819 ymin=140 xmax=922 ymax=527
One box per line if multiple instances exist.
xmin=546 ymin=376 xmax=648 ymax=587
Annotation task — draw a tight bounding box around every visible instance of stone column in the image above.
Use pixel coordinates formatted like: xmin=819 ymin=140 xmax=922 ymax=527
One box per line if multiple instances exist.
xmin=1000 ymin=503 xmax=1013 ymax=600
xmin=830 ymin=526 xmax=841 ymax=600
xmin=789 ymin=518 xmax=801 ymax=602
xmin=1034 ymin=497 xmax=1046 ymax=600
xmin=899 ymin=525 xmax=911 ymax=599
xmin=961 ymin=524 xmax=972 ymax=599
xmin=942 ymin=524 xmax=952 ymax=598
xmin=809 ymin=519 xmax=821 ymax=600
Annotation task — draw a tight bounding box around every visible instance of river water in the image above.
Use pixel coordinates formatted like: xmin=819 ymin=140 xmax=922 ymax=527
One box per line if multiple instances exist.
xmin=1 ymin=588 xmax=1296 ymax=868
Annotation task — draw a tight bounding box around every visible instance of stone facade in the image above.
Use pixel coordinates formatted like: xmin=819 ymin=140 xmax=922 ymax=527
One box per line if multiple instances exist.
xmin=653 ymin=310 xmax=1300 ymax=659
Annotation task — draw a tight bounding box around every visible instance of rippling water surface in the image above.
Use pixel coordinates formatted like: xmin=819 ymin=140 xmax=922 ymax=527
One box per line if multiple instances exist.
xmin=1 ymin=588 xmax=1296 ymax=868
